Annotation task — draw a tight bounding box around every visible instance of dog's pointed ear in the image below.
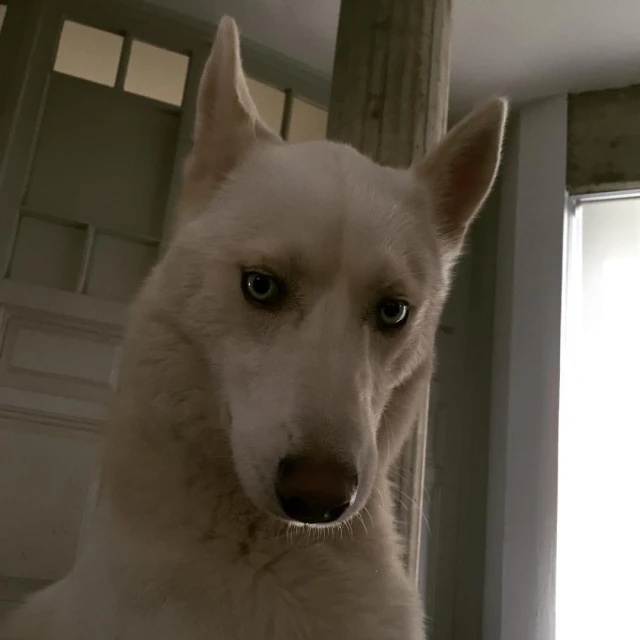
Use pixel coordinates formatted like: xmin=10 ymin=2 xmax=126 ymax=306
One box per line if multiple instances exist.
xmin=417 ymin=97 xmax=508 ymax=254
xmin=178 ymin=17 xmax=282 ymax=222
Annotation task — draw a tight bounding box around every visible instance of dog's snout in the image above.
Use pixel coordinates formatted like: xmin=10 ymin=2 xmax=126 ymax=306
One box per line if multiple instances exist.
xmin=275 ymin=456 xmax=358 ymax=524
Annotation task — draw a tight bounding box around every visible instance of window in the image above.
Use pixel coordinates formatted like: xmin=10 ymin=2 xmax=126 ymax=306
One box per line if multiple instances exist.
xmin=53 ymin=21 xmax=189 ymax=108
xmin=54 ymin=20 xmax=123 ymax=87
xmin=558 ymin=193 xmax=640 ymax=640
xmin=288 ymin=97 xmax=328 ymax=142
xmin=124 ymin=40 xmax=188 ymax=106
xmin=246 ymin=77 xmax=285 ymax=133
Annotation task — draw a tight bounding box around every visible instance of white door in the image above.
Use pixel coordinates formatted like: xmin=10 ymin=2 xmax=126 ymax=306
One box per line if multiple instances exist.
xmin=0 ymin=0 xmax=210 ymax=617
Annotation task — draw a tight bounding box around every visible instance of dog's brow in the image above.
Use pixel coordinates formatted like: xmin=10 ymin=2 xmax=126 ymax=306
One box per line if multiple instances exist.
xmin=246 ymin=249 xmax=307 ymax=278
xmin=370 ymin=263 xmax=424 ymax=302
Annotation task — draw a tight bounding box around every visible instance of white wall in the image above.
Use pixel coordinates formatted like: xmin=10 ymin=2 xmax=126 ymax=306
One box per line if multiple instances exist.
xmin=484 ymin=95 xmax=567 ymax=640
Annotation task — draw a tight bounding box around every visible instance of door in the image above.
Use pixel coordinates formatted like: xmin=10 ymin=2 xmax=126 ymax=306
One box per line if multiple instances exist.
xmin=0 ymin=0 xmax=209 ymax=617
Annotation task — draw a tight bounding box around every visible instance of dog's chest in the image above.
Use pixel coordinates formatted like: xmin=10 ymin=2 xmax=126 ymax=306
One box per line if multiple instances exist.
xmin=7 ymin=533 xmax=422 ymax=640
xmin=173 ymin=545 xmax=410 ymax=640
xmin=111 ymin=541 xmax=419 ymax=640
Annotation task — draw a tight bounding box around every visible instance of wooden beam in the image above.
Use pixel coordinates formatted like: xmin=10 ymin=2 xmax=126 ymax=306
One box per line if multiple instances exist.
xmin=568 ymin=84 xmax=640 ymax=194
xmin=327 ymin=0 xmax=452 ymax=166
xmin=327 ymin=0 xmax=453 ymax=581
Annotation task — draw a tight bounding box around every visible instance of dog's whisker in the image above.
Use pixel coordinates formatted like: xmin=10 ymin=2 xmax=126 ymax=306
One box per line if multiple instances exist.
xmin=357 ymin=512 xmax=369 ymax=537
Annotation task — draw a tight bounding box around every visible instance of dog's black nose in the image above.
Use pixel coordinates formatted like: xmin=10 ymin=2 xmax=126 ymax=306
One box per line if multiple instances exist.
xmin=275 ymin=456 xmax=358 ymax=524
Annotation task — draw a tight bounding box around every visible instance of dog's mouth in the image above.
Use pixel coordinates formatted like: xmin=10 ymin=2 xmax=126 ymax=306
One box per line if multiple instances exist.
xmin=272 ymin=455 xmax=359 ymax=525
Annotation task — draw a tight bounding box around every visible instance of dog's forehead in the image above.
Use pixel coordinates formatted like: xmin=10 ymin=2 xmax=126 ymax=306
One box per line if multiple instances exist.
xmin=218 ymin=141 xmax=430 ymax=256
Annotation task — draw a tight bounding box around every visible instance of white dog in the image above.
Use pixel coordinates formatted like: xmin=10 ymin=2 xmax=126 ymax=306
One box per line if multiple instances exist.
xmin=2 ymin=16 xmax=507 ymax=640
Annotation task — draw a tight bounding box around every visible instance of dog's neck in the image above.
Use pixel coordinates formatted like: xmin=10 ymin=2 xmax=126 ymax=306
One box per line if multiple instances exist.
xmin=102 ymin=302 xmax=395 ymax=553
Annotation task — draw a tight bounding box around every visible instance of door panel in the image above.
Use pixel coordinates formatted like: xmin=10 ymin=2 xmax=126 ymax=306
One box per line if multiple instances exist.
xmin=25 ymin=74 xmax=180 ymax=240
xmin=9 ymin=216 xmax=86 ymax=292
xmin=85 ymin=234 xmax=159 ymax=303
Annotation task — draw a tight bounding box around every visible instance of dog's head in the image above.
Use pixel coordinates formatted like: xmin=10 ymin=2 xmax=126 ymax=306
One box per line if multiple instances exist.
xmin=168 ymin=18 xmax=506 ymax=527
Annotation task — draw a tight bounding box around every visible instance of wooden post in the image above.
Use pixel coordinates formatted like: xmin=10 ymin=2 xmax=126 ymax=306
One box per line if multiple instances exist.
xmin=327 ymin=0 xmax=452 ymax=165
xmin=327 ymin=0 xmax=453 ymax=581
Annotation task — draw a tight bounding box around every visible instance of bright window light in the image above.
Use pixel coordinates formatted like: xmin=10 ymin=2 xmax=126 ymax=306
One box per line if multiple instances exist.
xmin=557 ymin=194 xmax=640 ymax=640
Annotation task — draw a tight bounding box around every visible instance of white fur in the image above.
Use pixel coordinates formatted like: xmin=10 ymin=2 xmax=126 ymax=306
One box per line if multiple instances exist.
xmin=2 ymin=17 xmax=507 ymax=640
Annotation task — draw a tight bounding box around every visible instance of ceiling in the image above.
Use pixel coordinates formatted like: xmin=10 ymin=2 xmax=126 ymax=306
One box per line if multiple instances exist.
xmin=145 ymin=0 xmax=640 ymax=117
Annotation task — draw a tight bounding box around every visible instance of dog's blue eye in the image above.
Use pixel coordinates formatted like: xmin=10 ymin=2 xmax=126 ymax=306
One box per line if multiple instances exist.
xmin=377 ymin=299 xmax=409 ymax=329
xmin=242 ymin=271 xmax=281 ymax=305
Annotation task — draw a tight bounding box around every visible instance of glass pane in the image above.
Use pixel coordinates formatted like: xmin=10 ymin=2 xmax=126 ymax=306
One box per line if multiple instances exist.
xmin=246 ymin=77 xmax=284 ymax=133
xmin=0 ymin=5 xmax=7 ymax=34
xmin=288 ymin=98 xmax=328 ymax=142
xmin=9 ymin=216 xmax=85 ymax=292
xmin=54 ymin=20 xmax=123 ymax=87
xmin=124 ymin=40 xmax=189 ymax=106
